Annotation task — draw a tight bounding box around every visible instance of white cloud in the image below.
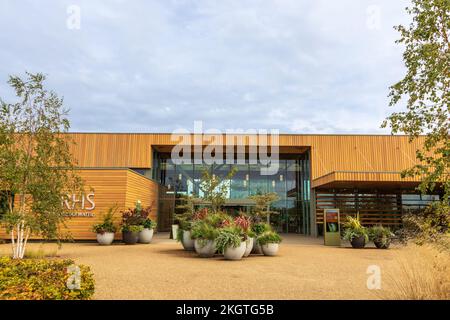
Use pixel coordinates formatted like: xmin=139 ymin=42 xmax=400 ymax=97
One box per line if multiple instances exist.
xmin=0 ymin=0 xmax=411 ymax=133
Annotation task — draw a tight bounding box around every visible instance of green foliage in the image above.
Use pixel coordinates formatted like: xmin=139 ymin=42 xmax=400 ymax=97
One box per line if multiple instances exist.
xmin=251 ymin=222 xmax=272 ymax=236
xmin=92 ymin=205 xmax=118 ymax=234
xmin=257 ymin=231 xmax=282 ymax=245
xmin=368 ymin=225 xmax=395 ymax=246
xmin=382 ymin=0 xmax=450 ymax=227
xmin=121 ymin=224 xmax=144 ymax=233
xmin=215 ymin=227 xmax=243 ymax=254
xmin=142 ymin=218 xmax=156 ymax=230
xmin=248 ymin=192 xmax=280 ymax=223
xmin=121 ymin=201 xmax=154 ymax=232
xmin=0 ymin=256 xmax=95 ymax=300
xmin=198 ymin=167 xmax=237 ymax=213
xmin=342 ymin=215 xmax=369 ymax=242
xmin=191 ymin=220 xmax=219 ymax=241
xmin=0 ymin=72 xmax=84 ymax=251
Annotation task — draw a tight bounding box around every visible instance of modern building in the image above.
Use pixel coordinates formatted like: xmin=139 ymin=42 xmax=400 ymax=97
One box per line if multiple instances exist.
xmin=1 ymin=133 xmax=441 ymax=240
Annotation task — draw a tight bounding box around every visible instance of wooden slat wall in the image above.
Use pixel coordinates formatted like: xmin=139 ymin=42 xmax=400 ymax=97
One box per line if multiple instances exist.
xmin=0 ymin=169 xmax=160 ymax=240
xmin=68 ymin=133 xmax=425 ymax=181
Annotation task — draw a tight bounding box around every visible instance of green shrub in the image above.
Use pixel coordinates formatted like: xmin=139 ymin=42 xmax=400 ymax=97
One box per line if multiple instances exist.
xmin=191 ymin=220 xmax=219 ymax=241
xmin=0 ymin=256 xmax=95 ymax=300
xmin=257 ymin=231 xmax=282 ymax=245
xmin=142 ymin=218 xmax=157 ymax=230
xmin=368 ymin=225 xmax=395 ymax=245
xmin=121 ymin=224 xmax=144 ymax=233
xmin=92 ymin=205 xmax=118 ymax=234
xmin=215 ymin=227 xmax=242 ymax=254
xmin=251 ymin=222 xmax=272 ymax=236
xmin=342 ymin=215 xmax=369 ymax=242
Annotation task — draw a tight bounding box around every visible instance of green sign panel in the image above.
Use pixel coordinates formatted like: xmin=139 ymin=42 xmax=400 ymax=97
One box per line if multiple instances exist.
xmin=324 ymin=208 xmax=341 ymax=246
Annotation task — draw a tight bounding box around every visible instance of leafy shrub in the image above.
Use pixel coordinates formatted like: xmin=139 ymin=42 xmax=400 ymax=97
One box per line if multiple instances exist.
xmin=257 ymin=231 xmax=282 ymax=245
xmin=342 ymin=215 xmax=369 ymax=242
xmin=251 ymin=222 xmax=272 ymax=236
xmin=92 ymin=205 xmax=118 ymax=234
xmin=142 ymin=218 xmax=156 ymax=230
xmin=0 ymin=256 xmax=95 ymax=300
xmin=215 ymin=227 xmax=243 ymax=254
xmin=191 ymin=220 xmax=219 ymax=241
xmin=121 ymin=224 xmax=144 ymax=233
xmin=369 ymin=225 xmax=395 ymax=246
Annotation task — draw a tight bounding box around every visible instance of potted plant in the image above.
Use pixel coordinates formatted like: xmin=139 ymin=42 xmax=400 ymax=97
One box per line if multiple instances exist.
xmin=369 ymin=225 xmax=395 ymax=249
xmin=215 ymin=227 xmax=246 ymax=260
xmin=257 ymin=231 xmax=282 ymax=256
xmin=234 ymin=215 xmax=254 ymax=257
xmin=91 ymin=205 xmax=118 ymax=245
xmin=139 ymin=218 xmax=157 ymax=244
xmin=342 ymin=215 xmax=369 ymax=248
xmin=251 ymin=222 xmax=272 ymax=254
xmin=191 ymin=220 xmax=218 ymax=258
xmin=122 ymin=224 xmax=144 ymax=245
xmin=177 ymin=217 xmax=195 ymax=251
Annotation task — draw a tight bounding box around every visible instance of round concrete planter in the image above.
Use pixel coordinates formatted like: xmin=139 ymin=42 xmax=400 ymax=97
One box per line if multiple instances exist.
xmin=224 ymin=242 xmax=246 ymax=260
xmin=194 ymin=239 xmax=216 ymax=258
xmin=251 ymin=240 xmax=263 ymax=254
xmin=243 ymin=237 xmax=254 ymax=257
xmin=171 ymin=224 xmax=179 ymax=240
xmin=262 ymin=243 xmax=279 ymax=256
xmin=181 ymin=230 xmax=195 ymax=251
xmin=96 ymin=232 xmax=114 ymax=245
xmin=122 ymin=231 xmax=139 ymax=245
xmin=138 ymin=228 xmax=154 ymax=244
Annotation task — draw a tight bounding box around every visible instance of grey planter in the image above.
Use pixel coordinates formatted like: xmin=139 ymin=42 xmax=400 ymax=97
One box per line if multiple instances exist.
xmin=181 ymin=230 xmax=195 ymax=251
xmin=138 ymin=228 xmax=154 ymax=244
xmin=252 ymin=239 xmax=263 ymax=254
xmin=122 ymin=231 xmax=139 ymax=245
xmin=194 ymin=239 xmax=216 ymax=258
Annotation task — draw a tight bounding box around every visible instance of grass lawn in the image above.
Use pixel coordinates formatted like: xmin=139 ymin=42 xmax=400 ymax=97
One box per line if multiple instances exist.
xmin=0 ymin=234 xmax=447 ymax=300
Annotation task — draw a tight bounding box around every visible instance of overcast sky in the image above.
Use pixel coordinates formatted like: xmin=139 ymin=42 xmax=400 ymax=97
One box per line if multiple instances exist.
xmin=0 ymin=0 xmax=411 ymax=133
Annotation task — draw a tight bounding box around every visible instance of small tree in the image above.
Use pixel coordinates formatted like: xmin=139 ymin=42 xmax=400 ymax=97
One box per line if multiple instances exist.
xmin=198 ymin=166 xmax=237 ymax=213
xmin=382 ymin=0 xmax=450 ymax=245
xmin=248 ymin=192 xmax=280 ymax=224
xmin=0 ymin=72 xmax=83 ymax=259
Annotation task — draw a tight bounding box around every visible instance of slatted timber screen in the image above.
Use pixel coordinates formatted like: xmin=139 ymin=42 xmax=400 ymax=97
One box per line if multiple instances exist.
xmin=316 ymin=190 xmax=403 ymax=226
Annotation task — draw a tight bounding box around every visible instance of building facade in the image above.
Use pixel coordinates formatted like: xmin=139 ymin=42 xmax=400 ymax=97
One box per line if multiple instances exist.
xmin=1 ymin=133 xmax=440 ymax=240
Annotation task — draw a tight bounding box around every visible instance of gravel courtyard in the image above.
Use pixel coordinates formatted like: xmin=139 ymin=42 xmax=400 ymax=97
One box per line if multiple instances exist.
xmin=0 ymin=234 xmax=404 ymax=300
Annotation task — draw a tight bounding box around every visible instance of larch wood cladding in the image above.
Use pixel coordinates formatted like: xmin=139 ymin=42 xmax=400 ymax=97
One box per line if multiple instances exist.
xmin=0 ymin=169 xmax=160 ymax=240
xmin=68 ymin=133 xmax=425 ymax=181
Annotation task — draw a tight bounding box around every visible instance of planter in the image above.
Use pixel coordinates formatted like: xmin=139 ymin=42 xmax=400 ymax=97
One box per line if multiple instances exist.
xmin=171 ymin=224 xmax=179 ymax=240
xmin=96 ymin=232 xmax=115 ymax=245
xmin=181 ymin=230 xmax=195 ymax=251
xmin=122 ymin=231 xmax=139 ymax=245
xmin=194 ymin=239 xmax=216 ymax=258
xmin=374 ymin=238 xmax=391 ymax=249
xmin=262 ymin=243 xmax=279 ymax=256
xmin=138 ymin=228 xmax=154 ymax=244
xmin=224 ymin=242 xmax=246 ymax=260
xmin=243 ymin=237 xmax=254 ymax=257
xmin=251 ymin=240 xmax=263 ymax=254
xmin=350 ymin=235 xmax=366 ymax=248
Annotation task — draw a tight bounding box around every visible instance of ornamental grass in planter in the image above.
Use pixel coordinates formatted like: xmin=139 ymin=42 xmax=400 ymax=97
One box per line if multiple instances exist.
xmin=369 ymin=225 xmax=395 ymax=249
xmin=342 ymin=215 xmax=369 ymax=249
xmin=257 ymin=231 xmax=282 ymax=256
xmin=191 ymin=220 xmax=219 ymax=257
xmin=215 ymin=226 xmax=246 ymax=261
xmin=92 ymin=205 xmax=118 ymax=245
xmin=139 ymin=218 xmax=157 ymax=244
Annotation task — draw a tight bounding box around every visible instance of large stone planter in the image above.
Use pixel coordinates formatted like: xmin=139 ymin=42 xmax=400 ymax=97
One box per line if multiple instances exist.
xmin=194 ymin=239 xmax=216 ymax=258
xmin=243 ymin=237 xmax=254 ymax=257
xmin=262 ymin=243 xmax=279 ymax=256
xmin=252 ymin=240 xmax=263 ymax=254
xmin=224 ymin=242 xmax=246 ymax=260
xmin=138 ymin=228 xmax=154 ymax=244
xmin=122 ymin=231 xmax=139 ymax=245
xmin=181 ymin=230 xmax=195 ymax=251
xmin=96 ymin=232 xmax=114 ymax=245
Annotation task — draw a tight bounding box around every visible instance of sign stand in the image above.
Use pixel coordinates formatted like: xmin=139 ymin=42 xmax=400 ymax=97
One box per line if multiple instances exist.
xmin=324 ymin=208 xmax=341 ymax=246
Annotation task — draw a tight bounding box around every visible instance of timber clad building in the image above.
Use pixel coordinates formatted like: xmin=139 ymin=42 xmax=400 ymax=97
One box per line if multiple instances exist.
xmin=1 ymin=133 xmax=439 ymax=240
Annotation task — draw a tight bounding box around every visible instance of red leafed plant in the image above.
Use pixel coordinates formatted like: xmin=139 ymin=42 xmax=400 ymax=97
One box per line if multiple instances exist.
xmin=193 ymin=208 xmax=209 ymax=220
xmin=220 ymin=219 xmax=232 ymax=228
xmin=234 ymin=216 xmax=251 ymax=231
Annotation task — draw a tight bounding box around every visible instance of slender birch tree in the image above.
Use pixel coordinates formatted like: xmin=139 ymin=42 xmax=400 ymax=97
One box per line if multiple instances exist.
xmin=0 ymin=72 xmax=83 ymax=259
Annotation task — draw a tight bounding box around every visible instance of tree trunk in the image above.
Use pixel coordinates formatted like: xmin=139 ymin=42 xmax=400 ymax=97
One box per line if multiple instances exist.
xmin=11 ymin=220 xmax=29 ymax=259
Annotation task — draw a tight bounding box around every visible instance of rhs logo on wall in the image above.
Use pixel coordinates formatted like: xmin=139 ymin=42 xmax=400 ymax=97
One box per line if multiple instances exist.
xmin=62 ymin=193 xmax=96 ymax=217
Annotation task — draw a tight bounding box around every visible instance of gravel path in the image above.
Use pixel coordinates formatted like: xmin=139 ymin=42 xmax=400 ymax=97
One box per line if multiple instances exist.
xmin=0 ymin=234 xmax=401 ymax=299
